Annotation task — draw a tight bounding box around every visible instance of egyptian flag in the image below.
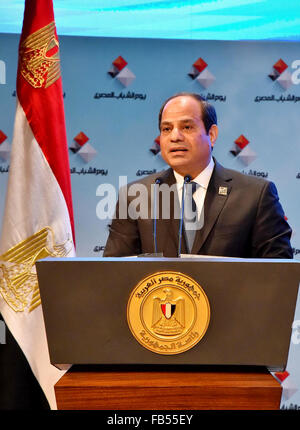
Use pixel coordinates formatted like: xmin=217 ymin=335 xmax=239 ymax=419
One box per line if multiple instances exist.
xmin=0 ymin=0 xmax=75 ymax=409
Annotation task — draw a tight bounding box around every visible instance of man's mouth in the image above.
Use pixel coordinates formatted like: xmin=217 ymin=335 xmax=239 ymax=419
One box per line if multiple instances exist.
xmin=170 ymin=148 xmax=188 ymax=153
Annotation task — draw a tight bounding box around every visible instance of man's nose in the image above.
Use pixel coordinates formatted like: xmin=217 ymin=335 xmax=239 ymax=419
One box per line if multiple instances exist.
xmin=170 ymin=127 xmax=183 ymax=141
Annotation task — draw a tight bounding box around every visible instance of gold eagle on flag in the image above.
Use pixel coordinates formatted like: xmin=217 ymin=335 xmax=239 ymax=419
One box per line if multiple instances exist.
xmin=19 ymin=21 xmax=61 ymax=89
xmin=151 ymin=288 xmax=185 ymax=336
xmin=0 ymin=227 xmax=72 ymax=313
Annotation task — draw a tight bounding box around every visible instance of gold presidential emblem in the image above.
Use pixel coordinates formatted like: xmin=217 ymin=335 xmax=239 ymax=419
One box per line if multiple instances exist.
xmin=19 ymin=21 xmax=61 ymax=89
xmin=127 ymin=271 xmax=210 ymax=355
xmin=0 ymin=227 xmax=73 ymax=313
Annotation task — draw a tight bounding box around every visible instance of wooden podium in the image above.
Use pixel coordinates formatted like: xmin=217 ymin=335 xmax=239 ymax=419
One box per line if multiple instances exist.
xmin=55 ymin=367 xmax=282 ymax=410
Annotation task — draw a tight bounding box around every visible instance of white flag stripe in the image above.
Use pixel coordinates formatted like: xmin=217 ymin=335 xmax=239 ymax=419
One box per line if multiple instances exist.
xmin=0 ymin=100 xmax=74 ymax=254
xmin=165 ymin=304 xmax=172 ymax=319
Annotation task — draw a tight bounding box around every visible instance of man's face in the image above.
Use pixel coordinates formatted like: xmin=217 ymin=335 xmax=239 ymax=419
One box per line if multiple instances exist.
xmin=159 ymin=96 xmax=218 ymax=179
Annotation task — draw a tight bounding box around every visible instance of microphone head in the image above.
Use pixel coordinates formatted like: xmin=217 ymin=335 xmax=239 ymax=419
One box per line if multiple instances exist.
xmin=184 ymin=175 xmax=192 ymax=183
xmin=155 ymin=177 xmax=163 ymax=185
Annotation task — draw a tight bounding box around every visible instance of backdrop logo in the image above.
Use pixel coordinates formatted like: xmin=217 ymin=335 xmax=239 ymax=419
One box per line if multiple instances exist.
xmin=150 ymin=136 xmax=161 ymax=156
xmin=0 ymin=130 xmax=10 ymax=162
xmin=108 ymin=56 xmax=136 ymax=87
xmin=69 ymin=131 xmax=97 ymax=163
xmin=274 ymin=369 xmax=299 ymax=402
xmin=269 ymin=58 xmax=300 ymax=90
xmin=230 ymin=134 xmax=256 ymax=166
xmin=0 ymin=60 xmax=5 ymax=84
xmin=188 ymin=57 xmax=215 ymax=89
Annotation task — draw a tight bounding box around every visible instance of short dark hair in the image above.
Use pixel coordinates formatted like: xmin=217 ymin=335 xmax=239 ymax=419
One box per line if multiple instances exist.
xmin=158 ymin=92 xmax=217 ymax=134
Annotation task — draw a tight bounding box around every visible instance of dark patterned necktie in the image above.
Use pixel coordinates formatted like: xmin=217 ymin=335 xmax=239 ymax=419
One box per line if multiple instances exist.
xmin=184 ymin=181 xmax=198 ymax=253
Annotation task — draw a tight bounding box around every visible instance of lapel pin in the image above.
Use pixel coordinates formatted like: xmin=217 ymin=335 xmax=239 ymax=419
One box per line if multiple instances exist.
xmin=218 ymin=186 xmax=228 ymax=196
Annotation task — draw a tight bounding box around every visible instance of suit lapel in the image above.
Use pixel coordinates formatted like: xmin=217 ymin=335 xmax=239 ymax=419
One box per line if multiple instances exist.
xmin=191 ymin=161 xmax=232 ymax=254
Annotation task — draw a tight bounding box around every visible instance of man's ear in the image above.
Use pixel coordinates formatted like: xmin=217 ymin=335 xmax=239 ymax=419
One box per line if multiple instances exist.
xmin=209 ymin=124 xmax=218 ymax=148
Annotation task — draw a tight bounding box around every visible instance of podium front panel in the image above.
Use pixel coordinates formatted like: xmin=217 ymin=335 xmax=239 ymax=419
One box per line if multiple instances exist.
xmin=36 ymin=257 xmax=300 ymax=370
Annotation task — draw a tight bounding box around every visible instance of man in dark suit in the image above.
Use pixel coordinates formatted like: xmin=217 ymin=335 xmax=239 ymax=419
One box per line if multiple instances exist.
xmin=104 ymin=92 xmax=292 ymax=259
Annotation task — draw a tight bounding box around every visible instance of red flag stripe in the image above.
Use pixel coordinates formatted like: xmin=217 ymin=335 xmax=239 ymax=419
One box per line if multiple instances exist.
xmin=17 ymin=0 xmax=75 ymax=243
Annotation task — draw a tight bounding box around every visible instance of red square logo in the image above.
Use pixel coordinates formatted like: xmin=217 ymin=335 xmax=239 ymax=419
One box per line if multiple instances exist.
xmin=113 ymin=56 xmax=128 ymax=72
xmin=74 ymin=131 xmax=89 ymax=147
xmin=274 ymin=370 xmax=289 ymax=383
xmin=0 ymin=130 xmax=7 ymax=145
xmin=234 ymin=134 xmax=249 ymax=149
xmin=273 ymin=59 xmax=288 ymax=75
xmin=193 ymin=58 xmax=208 ymax=73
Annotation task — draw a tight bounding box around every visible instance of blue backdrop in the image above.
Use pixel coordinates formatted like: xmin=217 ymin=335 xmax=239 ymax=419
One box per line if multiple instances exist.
xmin=0 ymin=33 xmax=300 ymax=408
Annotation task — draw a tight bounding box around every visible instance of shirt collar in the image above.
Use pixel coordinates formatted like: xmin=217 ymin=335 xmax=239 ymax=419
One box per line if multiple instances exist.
xmin=173 ymin=157 xmax=215 ymax=190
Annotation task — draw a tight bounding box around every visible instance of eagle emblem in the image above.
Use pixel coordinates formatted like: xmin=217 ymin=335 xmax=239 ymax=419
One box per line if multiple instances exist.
xmin=0 ymin=227 xmax=72 ymax=313
xmin=19 ymin=21 xmax=61 ymax=89
xmin=152 ymin=288 xmax=185 ymax=335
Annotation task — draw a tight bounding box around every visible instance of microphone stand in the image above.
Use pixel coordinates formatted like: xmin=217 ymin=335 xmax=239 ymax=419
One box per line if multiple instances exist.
xmin=178 ymin=175 xmax=192 ymax=257
xmin=138 ymin=177 xmax=163 ymax=258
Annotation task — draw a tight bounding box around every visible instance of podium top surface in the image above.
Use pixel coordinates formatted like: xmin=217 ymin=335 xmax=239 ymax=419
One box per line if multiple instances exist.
xmin=41 ymin=256 xmax=300 ymax=264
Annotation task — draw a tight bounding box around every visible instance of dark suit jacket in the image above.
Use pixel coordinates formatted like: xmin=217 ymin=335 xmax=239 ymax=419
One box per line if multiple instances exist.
xmin=104 ymin=161 xmax=293 ymax=258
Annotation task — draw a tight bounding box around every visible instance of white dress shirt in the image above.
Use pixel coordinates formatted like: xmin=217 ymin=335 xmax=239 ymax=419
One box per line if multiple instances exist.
xmin=173 ymin=157 xmax=215 ymax=223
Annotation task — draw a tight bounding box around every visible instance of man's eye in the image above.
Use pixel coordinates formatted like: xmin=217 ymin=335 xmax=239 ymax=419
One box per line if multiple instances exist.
xmin=184 ymin=125 xmax=192 ymax=130
xmin=162 ymin=127 xmax=170 ymax=132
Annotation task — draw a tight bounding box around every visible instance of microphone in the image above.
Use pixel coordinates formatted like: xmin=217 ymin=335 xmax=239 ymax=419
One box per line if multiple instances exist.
xmin=153 ymin=177 xmax=163 ymax=254
xmin=178 ymin=175 xmax=192 ymax=257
